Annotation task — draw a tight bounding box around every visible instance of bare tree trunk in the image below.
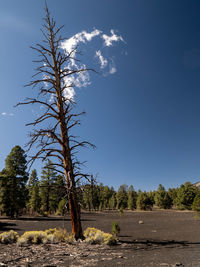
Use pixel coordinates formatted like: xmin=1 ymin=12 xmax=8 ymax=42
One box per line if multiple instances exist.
xmin=68 ymin=187 xmax=83 ymax=239
xmin=63 ymin=167 xmax=83 ymax=239
xmin=17 ymin=4 xmax=95 ymax=240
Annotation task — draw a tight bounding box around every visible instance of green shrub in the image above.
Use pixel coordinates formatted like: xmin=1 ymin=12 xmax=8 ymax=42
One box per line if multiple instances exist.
xmin=175 ymin=182 xmax=198 ymax=210
xmin=116 ymin=184 xmax=128 ymax=209
xmin=192 ymin=192 xmax=200 ymax=212
xmin=56 ymin=199 xmax=67 ymax=216
xmin=42 ymin=211 xmax=48 ymax=217
xmin=119 ymin=207 xmax=123 ymax=215
xmin=127 ymin=185 xmax=137 ymax=210
xmin=84 ymin=227 xmax=116 ymax=245
xmin=168 ymin=188 xmax=178 ymax=206
xmin=112 ymin=221 xmax=120 ymax=236
xmin=99 ymin=202 xmax=103 ymax=211
xmin=0 ymin=230 xmax=19 ymax=244
xmin=137 ymin=191 xmax=153 ymax=210
xmin=154 ymin=184 xmax=173 ymax=209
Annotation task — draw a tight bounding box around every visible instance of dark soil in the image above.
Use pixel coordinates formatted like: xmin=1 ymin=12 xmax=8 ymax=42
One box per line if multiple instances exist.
xmin=0 ymin=210 xmax=200 ymax=266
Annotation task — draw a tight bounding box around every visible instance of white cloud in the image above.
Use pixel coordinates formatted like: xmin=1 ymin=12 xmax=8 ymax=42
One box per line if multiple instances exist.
xmin=61 ymin=29 xmax=101 ymax=55
xmin=109 ymin=66 xmax=117 ymax=74
xmin=83 ymin=29 xmax=102 ymax=41
xmin=63 ymin=87 xmax=75 ymax=101
xmin=102 ymin=29 xmax=124 ymax=47
xmin=61 ymin=30 xmax=98 ymax=96
xmin=59 ymin=28 xmax=124 ymax=99
xmin=1 ymin=112 xmax=14 ymax=117
xmin=73 ymin=69 xmax=91 ymax=88
xmin=62 ymin=64 xmax=91 ymax=101
xmin=108 ymin=58 xmax=117 ymax=74
xmin=95 ymin=50 xmax=108 ymax=69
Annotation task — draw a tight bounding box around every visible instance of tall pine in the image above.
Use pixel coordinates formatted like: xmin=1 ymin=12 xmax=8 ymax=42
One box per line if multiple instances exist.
xmin=0 ymin=146 xmax=28 ymax=218
xmin=27 ymin=169 xmax=41 ymax=213
xmin=127 ymin=185 xmax=137 ymax=210
xmin=40 ymin=160 xmax=57 ymax=214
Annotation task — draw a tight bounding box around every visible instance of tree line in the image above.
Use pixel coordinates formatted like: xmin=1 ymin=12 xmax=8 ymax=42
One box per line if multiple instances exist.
xmin=1 ymin=145 xmax=200 ymax=218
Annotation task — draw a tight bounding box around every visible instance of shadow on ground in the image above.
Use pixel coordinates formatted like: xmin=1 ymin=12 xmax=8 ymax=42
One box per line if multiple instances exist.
xmin=117 ymin=238 xmax=200 ymax=251
xmin=0 ymin=216 xmax=95 ymax=222
xmin=0 ymin=222 xmax=20 ymax=232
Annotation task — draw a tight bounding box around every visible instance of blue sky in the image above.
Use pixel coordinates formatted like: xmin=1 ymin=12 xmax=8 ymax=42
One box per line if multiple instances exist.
xmin=1 ymin=0 xmax=200 ymax=191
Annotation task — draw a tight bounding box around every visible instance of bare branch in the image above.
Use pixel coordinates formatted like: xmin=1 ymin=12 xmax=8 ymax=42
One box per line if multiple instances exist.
xmin=17 ymin=3 xmax=96 ymax=239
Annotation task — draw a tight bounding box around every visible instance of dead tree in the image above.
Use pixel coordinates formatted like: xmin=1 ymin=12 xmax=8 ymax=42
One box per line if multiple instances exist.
xmin=17 ymin=5 xmax=95 ymax=239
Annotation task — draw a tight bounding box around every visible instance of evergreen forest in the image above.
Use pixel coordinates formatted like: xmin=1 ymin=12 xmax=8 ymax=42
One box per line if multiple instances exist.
xmin=1 ymin=145 xmax=200 ymax=218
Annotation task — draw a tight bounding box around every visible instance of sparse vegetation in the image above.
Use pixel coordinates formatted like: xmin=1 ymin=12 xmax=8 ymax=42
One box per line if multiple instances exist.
xmin=18 ymin=231 xmax=51 ymax=245
xmin=56 ymin=199 xmax=67 ymax=216
xmin=119 ymin=206 xmax=124 ymax=215
xmin=18 ymin=228 xmax=74 ymax=245
xmin=175 ymin=182 xmax=198 ymax=210
xmin=136 ymin=191 xmax=153 ymax=210
xmin=154 ymin=184 xmax=173 ymax=209
xmin=84 ymin=227 xmax=117 ymax=245
xmin=0 ymin=230 xmax=19 ymax=244
xmin=112 ymin=221 xmax=120 ymax=237
xmin=192 ymin=192 xmax=200 ymax=212
xmin=0 ymin=227 xmax=116 ymax=246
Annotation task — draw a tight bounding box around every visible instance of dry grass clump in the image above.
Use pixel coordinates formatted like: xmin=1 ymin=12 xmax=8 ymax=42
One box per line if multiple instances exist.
xmin=17 ymin=228 xmax=74 ymax=245
xmin=17 ymin=231 xmax=52 ymax=245
xmin=0 ymin=230 xmax=19 ymax=244
xmin=84 ymin=227 xmax=116 ymax=245
xmin=0 ymin=228 xmax=116 ymax=246
xmin=46 ymin=228 xmax=74 ymax=243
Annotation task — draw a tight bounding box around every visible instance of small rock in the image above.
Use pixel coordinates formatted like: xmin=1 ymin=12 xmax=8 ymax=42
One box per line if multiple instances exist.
xmin=139 ymin=220 xmax=144 ymax=224
xmin=172 ymin=263 xmax=184 ymax=267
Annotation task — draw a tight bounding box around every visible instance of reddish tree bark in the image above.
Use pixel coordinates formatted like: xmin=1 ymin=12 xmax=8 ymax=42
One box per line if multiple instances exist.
xmin=17 ymin=4 xmax=94 ymax=239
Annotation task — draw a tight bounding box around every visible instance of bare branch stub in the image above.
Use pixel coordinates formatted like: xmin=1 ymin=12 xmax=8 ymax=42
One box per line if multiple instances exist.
xmin=17 ymin=4 xmax=95 ymax=240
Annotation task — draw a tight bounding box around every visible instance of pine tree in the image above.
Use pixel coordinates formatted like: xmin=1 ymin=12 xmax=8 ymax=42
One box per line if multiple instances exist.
xmin=109 ymin=194 xmax=117 ymax=210
xmin=136 ymin=191 xmax=153 ymax=211
xmin=40 ymin=160 xmax=57 ymax=214
xmin=29 ymin=182 xmax=41 ymax=213
xmin=0 ymin=146 xmax=28 ymax=218
xmin=154 ymin=184 xmax=172 ymax=209
xmin=175 ymin=182 xmax=198 ymax=210
xmin=98 ymin=183 xmax=105 ymax=210
xmin=28 ymin=169 xmax=38 ymax=188
xmin=57 ymin=198 xmax=67 ymax=215
xmin=127 ymin=185 xmax=137 ymax=210
xmin=89 ymin=176 xmax=99 ymax=210
xmin=27 ymin=169 xmax=41 ymax=212
xmin=102 ymin=186 xmax=112 ymax=209
xmin=82 ymin=184 xmax=92 ymax=211
xmin=116 ymin=184 xmax=128 ymax=209
xmin=50 ymin=174 xmax=66 ymax=213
